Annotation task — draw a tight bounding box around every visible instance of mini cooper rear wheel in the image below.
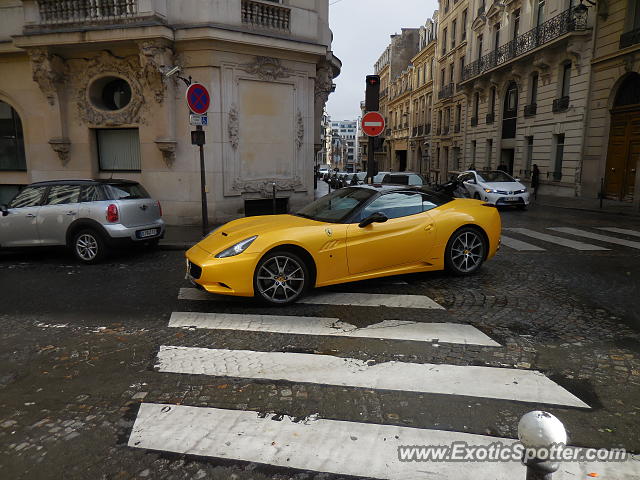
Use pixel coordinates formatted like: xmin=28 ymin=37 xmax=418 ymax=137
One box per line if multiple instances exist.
xmin=72 ymin=229 xmax=107 ymax=264
xmin=254 ymin=251 xmax=309 ymax=305
xmin=445 ymin=227 xmax=486 ymax=276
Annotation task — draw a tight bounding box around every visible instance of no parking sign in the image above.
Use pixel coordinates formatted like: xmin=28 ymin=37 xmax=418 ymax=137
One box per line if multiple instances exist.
xmin=186 ymin=83 xmax=211 ymax=115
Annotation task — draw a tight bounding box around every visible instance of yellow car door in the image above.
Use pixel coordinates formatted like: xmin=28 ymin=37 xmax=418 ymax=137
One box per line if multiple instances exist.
xmin=346 ymin=191 xmax=435 ymax=275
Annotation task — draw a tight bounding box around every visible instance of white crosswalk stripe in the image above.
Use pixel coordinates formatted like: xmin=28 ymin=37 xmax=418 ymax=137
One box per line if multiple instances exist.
xmin=124 ymin=287 xmax=640 ymax=479
xmin=129 ymin=404 xmax=640 ymax=480
xmin=500 ymin=235 xmax=546 ymax=251
xmin=169 ymin=312 xmax=501 ymax=346
xmin=503 ymin=228 xmax=609 ymax=251
xmin=156 ymin=346 xmax=589 ymax=407
xmin=548 ymin=227 xmax=640 ymax=250
xmin=597 ymin=227 xmax=640 ymax=238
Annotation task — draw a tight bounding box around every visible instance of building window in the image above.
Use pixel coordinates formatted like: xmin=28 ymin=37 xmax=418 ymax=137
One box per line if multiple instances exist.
xmin=536 ymin=0 xmax=546 ymax=27
xmin=561 ymin=62 xmax=571 ymax=98
xmin=494 ymin=23 xmax=501 ymax=50
xmin=89 ymin=76 xmax=132 ymax=111
xmin=462 ymin=9 xmax=468 ymax=40
xmin=513 ymin=9 xmax=521 ymax=41
xmin=441 ymin=69 xmax=446 ymax=88
xmin=0 ymin=101 xmax=26 ymax=171
xmin=452 ymin=19 xmax=457 ymax=49
xmin=449 ymin=63 xmax=455 ymax=84
xmin=97 ymin=128 xmax=141 ymax=171
xmin=530 ymin=73 xmax=539 ymax=104
xmin=459 ymin=57 xmax=465 ymax=82
xmin=474 ymin=92 xmax=480 ymax=118
xmin=486 ymin=139 xmax=493 ymax=169
xmin=477 ymin=34 xmax=483 ymax=61
xmin=490 ymin=87 xmax=496 ymax=115
xmin=471 ymin=140 xmax=477 ymax=167
xmin=442 ymin=27 xmax=448 ymax=55
xmin=553 ymin=134 xmax=565 ymax=181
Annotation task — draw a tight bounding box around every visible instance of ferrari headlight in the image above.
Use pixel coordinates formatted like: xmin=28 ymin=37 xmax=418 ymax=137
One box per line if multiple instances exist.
xmin=215 ymin=236 xmax=257 ymax=258
xmin=484 ymin=188 xmax=497 ymax=193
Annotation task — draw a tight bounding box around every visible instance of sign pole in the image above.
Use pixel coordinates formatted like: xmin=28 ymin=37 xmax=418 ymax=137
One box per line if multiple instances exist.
xmin=367 ymin=136 xmax=375 ymax=184
xmin=197 ymin=125 xmax=209 ymax=236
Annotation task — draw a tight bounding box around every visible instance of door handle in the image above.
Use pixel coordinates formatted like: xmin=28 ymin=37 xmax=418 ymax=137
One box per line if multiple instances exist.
xmin=424 ymin=223 xmax=434 ymax=231
xmin=66 ymin=211 xmax=77 ymax=216
xmin=26 ymin=213 xmax=36 ymax=218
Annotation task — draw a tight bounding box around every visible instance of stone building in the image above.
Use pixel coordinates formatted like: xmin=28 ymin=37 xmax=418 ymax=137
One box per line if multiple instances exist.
xmin=457 ymin=0 xmax=594 ymax=197
xmin=330 ymin=119 xmax=357 ymax=171
xmin=582 ymin=0 xmax=640 ymax=209
xmin=373 ymin=28 xmax=420 ymax=172
xmin=0 ymin=0 xmax=340 ymax=223
xmin=408 ymin=15 xmax=438 ymax=176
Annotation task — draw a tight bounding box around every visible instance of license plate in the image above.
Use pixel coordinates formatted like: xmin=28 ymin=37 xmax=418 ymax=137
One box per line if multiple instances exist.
xmin=505 ymin=197 xmax=519 ymax=202
xmin=138 ymin=228 xmax=158 ymax=238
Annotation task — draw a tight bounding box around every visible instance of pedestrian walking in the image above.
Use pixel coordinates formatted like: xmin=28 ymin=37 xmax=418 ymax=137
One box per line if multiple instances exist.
xmin=531 ymin=164 xmax=540 ymax=201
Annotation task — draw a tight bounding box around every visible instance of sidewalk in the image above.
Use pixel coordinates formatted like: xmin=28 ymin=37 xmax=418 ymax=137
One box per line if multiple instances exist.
xmin=534 ymin=194 xmax=640 ymax=217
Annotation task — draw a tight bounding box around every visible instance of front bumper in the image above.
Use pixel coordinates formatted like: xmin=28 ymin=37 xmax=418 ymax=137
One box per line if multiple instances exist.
xmin=483 ymin=192 xmax=529 ymax=206
xmin=185 ymin=244 xmax=259 ymax=297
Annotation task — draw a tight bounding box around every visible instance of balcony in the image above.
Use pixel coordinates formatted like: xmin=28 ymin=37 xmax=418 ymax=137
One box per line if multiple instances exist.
xmin=620 ymin=28 xmax=640 ymax=49
xmin=524 ymin=104 xmax=538 ymax=117
xmin=462 ymin=7 xmax=582 ymax=82
xmin=242 ymin=0 xmax=290 ymax=32
xmin=470 ymin=116 xmax=478 ymax=127
xmin=486 ymin=113 xmax=495 ymax=124
xmin=438 ymin=83 xmax=454 ymax=100
xmin=34 ymin=0 xmax=140 ymax=26
xmin=552 ymin=96 xmax=570 ymax=113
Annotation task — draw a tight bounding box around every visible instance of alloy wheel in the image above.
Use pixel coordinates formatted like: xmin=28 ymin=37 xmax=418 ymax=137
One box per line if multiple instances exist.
xmin=256 ymin=255 xmax=306 ymax=304
xmin=76 ymin=233 xmax=99 ymax=261
xmin=450 ymin=231 xmax=484 ymax=273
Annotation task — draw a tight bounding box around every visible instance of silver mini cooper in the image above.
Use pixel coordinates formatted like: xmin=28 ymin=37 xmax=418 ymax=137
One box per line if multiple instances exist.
xmin=0 ymin=179 xmax=165 ymax=263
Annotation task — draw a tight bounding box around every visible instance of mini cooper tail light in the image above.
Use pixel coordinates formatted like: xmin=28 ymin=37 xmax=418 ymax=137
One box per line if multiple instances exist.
xmin=106 ymin=204 xmax=119 ymax=223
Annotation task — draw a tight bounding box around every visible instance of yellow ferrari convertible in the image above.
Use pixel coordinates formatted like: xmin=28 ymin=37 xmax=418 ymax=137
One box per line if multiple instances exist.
xmin=185 ymin=185 xmax=501 ymax=305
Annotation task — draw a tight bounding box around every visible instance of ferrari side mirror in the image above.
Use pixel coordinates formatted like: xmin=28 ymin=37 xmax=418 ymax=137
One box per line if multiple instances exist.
xmin=359 ymin=212 xmax=388 ymax=228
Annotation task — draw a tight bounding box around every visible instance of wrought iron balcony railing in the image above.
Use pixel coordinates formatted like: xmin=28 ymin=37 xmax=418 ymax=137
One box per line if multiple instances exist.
xmin=36 ymin=0 xmax=138 ymax=25
xmin=552 ymin=96 xmax=570 ymax=112
xmin=486 ymin=113 xmax=495 ymax=124
xmin=462 ymin=7 xmax=581 ymax=82
xmin=524 ymin=104 xmax=538 ymax=117
xmin=242 ymin=0 xmax=291 ymax=32
xmin=620 ymin=28 xmax=640 ymax=49
xmin=438 ymin=83 xmax=454 ymax=100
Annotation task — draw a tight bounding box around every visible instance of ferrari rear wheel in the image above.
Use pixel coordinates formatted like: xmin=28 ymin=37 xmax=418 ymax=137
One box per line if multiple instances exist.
xmin=445 ymin=227 xmax=486 ymax=276
xmin=254 ymin=251 xmax=309 ymax=305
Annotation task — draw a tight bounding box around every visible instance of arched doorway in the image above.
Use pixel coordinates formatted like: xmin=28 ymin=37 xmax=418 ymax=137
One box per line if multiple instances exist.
xmin=0 ymin=100 xmax=26 ymax=171
xmin=500 ymin=82 xmax=518 ymax=175
xmin=605 ymin=73 xmax=640 ymax=201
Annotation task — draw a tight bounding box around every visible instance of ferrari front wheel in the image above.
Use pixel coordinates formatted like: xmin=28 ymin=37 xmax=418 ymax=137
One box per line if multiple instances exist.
xmin=445 ymin=227 xmax=486 ymax=276
xmin=254 ymin=251 xmax=309 ymax=305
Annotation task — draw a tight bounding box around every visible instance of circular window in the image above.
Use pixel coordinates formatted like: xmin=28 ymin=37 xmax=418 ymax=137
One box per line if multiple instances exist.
xmin=89 ymin=76 xmax=132 ymax=111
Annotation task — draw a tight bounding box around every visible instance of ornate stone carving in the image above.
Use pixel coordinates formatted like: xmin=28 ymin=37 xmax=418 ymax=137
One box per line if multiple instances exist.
xmin=567 ymin=40 xmax=583 ymax=74
xmin=232 ymin=178 xmax=305 ymax=197
xmin=138 ymin=40 xmax=173 ymax=104
xmin=48 ymin=137 xmax=71 ymax=166
xmin=239 ymin=56 xmax=292 ymax=81
xmin=154 ymin=139 xmax=177 ymax=167
xmin=315 ymin=60 xmax=334 ymax=105
xmin=296 ymin=111 xmax=304 ymax=151
xmin=71 ymin=51 xmax=145 ymax=126
xmin=28 ymin=48 xmax=67 ymax=106
xmin=228 ymin=105 xmax=239 ymax=150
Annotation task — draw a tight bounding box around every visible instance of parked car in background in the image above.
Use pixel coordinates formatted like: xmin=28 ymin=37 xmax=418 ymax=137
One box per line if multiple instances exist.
xmin=0 ymin=179 xmax=165 ymax=263
xmin=458 ymin=170 xmax=530 ymax=209
xmin=373 ymin=171 xmax=391 ymax=183
xmin=381 ymin=172 xmax=429 ymax=186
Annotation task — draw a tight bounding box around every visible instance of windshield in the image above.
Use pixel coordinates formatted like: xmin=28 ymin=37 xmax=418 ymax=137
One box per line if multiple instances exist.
xmin=477 ymin=171 xmax=515 ymax=183
xmin=296 ymin=187 xmax=375 ymax=223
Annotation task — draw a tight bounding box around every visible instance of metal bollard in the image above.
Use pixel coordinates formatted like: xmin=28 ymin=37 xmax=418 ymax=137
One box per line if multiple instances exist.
xmin=518 ymin=411 xmax=567 ymax=480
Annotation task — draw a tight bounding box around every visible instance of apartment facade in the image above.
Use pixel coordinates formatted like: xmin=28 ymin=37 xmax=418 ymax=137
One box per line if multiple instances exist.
xmin=583 ymin=0 xmax=640 ymax=209
xmin=431 ymin=0 xmax=470 ymax=183
xmin=330 ymin=119 xmax=358 ymax=172
xmin=0 ymin=0 xmax=340 ymax=223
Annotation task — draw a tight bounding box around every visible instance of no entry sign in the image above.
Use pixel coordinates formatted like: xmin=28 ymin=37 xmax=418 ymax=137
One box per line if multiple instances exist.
xmin=186 ymin=83 xmax=211 ymax=115
xmin=361 ymin=111 xmax=385 ymax=137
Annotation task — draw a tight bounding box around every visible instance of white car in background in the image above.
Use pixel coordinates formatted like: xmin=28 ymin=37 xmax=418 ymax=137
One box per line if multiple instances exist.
xmin=458 ymin=170 xmax=530 ymax=209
